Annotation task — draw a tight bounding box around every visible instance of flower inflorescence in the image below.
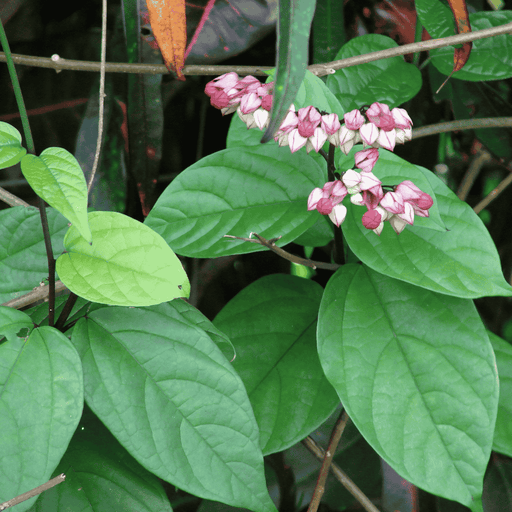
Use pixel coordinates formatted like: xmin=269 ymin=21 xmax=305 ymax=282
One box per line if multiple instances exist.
xmin=205 ymin=72 xmax=432 ymax=235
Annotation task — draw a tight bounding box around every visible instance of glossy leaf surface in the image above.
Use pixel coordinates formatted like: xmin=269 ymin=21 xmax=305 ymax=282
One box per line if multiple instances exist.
xmin=214 ymin=275 xmax=339 ymax=455
xmin=340 ymin=152 xmax=512 ymax=298
xmin=144 ymin=144 xmax=325 ymax=258
xmin=20 ymin=148 xmax=91 ymax=243
xmin=56 ymin=211 xmax=190 ymax=306
xmin=326 ymin=34 xmax=422 ymax=113
xmin=72 ymin=304 xmax=276 ymax=512
xmin=0 ymin=326 xmax=83 ymax=511
xmin=317 ymin=264 xmax=498 ymax=509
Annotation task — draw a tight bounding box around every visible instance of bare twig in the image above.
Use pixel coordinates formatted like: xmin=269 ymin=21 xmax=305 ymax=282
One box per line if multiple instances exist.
xmin=302 ymin=436 xmax=381 ymax=512
xmin=412 ymin=117 xmax=512 ymax=140
xmin=87 ymin=0 xmax=107 ymax=194
xmin=0 ymin=185 xmax=29 ymax=207
xmin=473 ymin=168 xmax=512 ymax=214
xmin=1 ymin=22 xmax=511 ymax=77
xmin=457 ymin=148 xmax=493 ymax=201
xmin=223 ymin=233 xmax=339 ymax=271
xmin=0 ymin=474 xmax=65 ymax=510
xmin=1 ymin=280 xmax=68 ymax=309
xmin=308 ymin=410 xmax=349 ymax=512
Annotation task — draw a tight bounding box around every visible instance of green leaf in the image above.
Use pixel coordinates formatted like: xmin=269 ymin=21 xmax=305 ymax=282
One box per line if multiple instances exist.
xmin=56 ymin=211 xmax=190 ymax=306
xmin=326 ymin=34 xmax=422 ymax=113
xmin=0 ymin=206 xmax=68 ymax=304
xmin=312 ymin=0 xmax=345 ymax=64
xmin=317 ymin=264 xmax=498 ymax=509
xmin=488 ymin=331 xmax=512 ymax=458
xmin=144 ymin=145 xmax=325 ymax=258
xmin=293 ymin=212 xmax=333 ymax=247
xmin=0 ymin=121 xmax=26 ymax=169
xmin=342 ymin=158 xmax=512 ymax=298
xmin=72 ymin=305 xmax=276 ymax=512
xmin=21 ymin=148 xmax=92 ymax=243
xmin=0 ymin=326 xmax=83 ymax=511
xmin=0 ymin=306 xmax=33 ymax=343
xmin=415 ymin=0 xmax=512 ymax=81
xmin=28 ymin=407 xmax=173 ymax=512
xmin=261 ymin=0 xmax=317 ymax=143
xmin=213 ymin=275 xmax=339 ymax=455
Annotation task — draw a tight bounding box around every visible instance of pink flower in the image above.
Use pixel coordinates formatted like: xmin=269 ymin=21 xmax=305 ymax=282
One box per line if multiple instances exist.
xmin=307 ymin=180 xmax=348 ymax=227
xmin=239 ymin=92 xmax=262 ymax=114
xmin=338 ymin=126 xmax=357 ymax=155
xmin=298 ymin=106 xmax=322 ymax=138
xmin=261 ymin=95 xmax=273 ymax=111
xmin=288 ymin=130 xmax=308 ymax=153
xmin=391 ymin=108 xmax=413 ymax=130
xmin=362 ymin=209 xmax=382 ymax=229
xmin=342 ymin=169 xmax=362 ymax=191
xmin=359 ymin=123 xmax=379 ymax=146
xmin=361 ymin=183 xmax=384 ymax=210
xmin=377 ymin=129 xmax=396 ymax=151
xmin=354 ymin=148 xmax=379 ymax=173
xmin=380 ymin=191 xmax=405 ymax=215
xmin=209 ymin=90 xmax=230 ymax=110
xmin=366 ymin=102 xmax=395 ymax=131
xmin=344 ymin=109 xmax=365 ymax=130
xmin=321 ymin=113 xmax=341 ymax=145
xmin=306 ymin=127 xmax=328 ymax=153
xmin=395 ymin=181 xmax=433 ymax=216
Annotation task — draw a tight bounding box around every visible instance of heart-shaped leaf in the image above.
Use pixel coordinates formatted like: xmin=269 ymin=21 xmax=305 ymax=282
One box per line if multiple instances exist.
xmin=56 ymin=211 xmax=189 ymax=306
xmin=144 ymin=144 xmax=325 ymax=258
xmin=72 ymin=304 xmax=276 ymax=512
xmin=213 ymin=274 xmax=339 ymax=455
xmin=317 ymin=264 xmax=498 ymax=509
xmin=342 ymin=161 xmax=512 ymax=298
xmin=21 ymin=147 xmax=91 ymax=243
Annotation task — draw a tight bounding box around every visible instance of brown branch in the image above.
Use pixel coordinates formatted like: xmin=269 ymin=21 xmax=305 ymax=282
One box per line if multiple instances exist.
xmin=1 ymin=22 xmax=511 ymax=77
xmin=0 ymin=474 xmax=65 ymax=510
xmin=2 ymin=280 xmax=68 ymax=310
xmin=0 ymin=185 xmax=29 ymax=207
xmin=308 ymin=410 xmax=349 ymax=512
xmin=223 ymin=233 xmax=340 ymax=271
xmin=302 ymin=435 xmax=381 ymax=512
xmin=473 ymin=167 xmax=512 ymax=214
xmin=457 ymin=148 xmax=493 ymax=201
xmin=412 ymin=117 xmax=512 ymax=140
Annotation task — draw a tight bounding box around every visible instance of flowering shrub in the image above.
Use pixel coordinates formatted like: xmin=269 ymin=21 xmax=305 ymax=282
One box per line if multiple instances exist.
xmin=206 ymin=72 xmax=431 ymax=236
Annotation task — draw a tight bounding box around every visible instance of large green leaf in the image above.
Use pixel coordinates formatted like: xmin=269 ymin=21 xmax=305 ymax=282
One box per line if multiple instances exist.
xmin=144 ymin=145 xmax=325 ymax=258
xmin=28 ymin=408 xmax=173 ymax=512
xmin=71 ymin=304 xmax=276 ymax=512
xmin=261 ymin=0 xmax=317 ymax=143
xmin=0 ymin=306 xmax=33 ymax=342
xmin=488 ymin=331 xmax=512 ymax=458
xmin=326 ymin=34 xmax=422 ymax=114
xmin=0 ymin=206 xmax=68 ymax=303
xmin=213 ymin=275 xmax=339 ymax=455
xmin=0 ymin=121 xmax=26 ymax=169
xmin=56 ymin=211 xmax=190 ymax=306
xmin=317 ymin=264 xmax=498 ymax=510
xmin=0 ymin=326 xmax=83 ymax=511
xmin=312 ymin=0 xmax=345 ymax=64
xmin=21 ymin=148 xmax=91 ymax=243
xmin=341 ymin=156 xmax=512 ymax=298
xmin=415 ymin=0 xmax=512 ymax=81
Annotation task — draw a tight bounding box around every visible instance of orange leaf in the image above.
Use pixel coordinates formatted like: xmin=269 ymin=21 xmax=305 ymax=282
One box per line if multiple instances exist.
xmin=447 ymin=0 xmax=472 ymax=73
xmin=146 ymin=0 xmax=187 ymax=80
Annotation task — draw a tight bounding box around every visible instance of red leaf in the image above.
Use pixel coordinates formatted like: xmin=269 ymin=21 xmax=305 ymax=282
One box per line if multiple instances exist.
xmin=146 ymin=0 xmax=187 ymax=80
xmin=448 ymin=0 xmax=472 ymax=73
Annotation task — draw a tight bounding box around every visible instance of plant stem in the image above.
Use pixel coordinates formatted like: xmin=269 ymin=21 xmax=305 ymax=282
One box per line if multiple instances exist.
xmin=54 ymin=292 xmax=78 ymax=331
xmin=0 ymin=474 xmax=65 ymax=511
xmin=307 ymin=410 xmax=349 ymax=512
xmin=0 ymin=15 xmax=56 ymax=325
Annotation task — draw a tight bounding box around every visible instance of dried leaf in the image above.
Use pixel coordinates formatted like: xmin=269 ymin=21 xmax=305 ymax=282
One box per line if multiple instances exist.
xmin=146 ymin=0 xmax=187 ymax=80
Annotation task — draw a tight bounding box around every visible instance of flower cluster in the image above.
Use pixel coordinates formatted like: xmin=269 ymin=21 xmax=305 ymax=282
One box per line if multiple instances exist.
xmin=205 ymin=73 xmax=412 ymax=155
xmin=205 ymin=72 xmax=432 ymax=236
xmin=308 ymin=174 xmax=433 ymax=235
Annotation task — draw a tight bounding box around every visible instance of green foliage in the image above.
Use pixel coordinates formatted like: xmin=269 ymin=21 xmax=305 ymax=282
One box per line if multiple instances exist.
xmin=317 ymin=264 xmax=498 ymax=508
xmin=1 ymin=4 xmax=512 ymax=512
